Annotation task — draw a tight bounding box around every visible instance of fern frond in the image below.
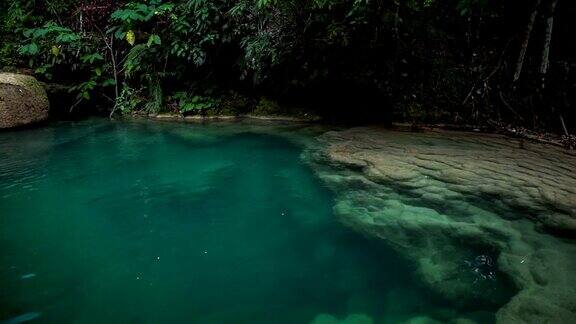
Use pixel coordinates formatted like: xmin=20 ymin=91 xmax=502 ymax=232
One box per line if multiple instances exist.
xmin=144 ymin=77 xmax=163 ymax=114
xmin=123 ymin=44 xmax=148 ymax=78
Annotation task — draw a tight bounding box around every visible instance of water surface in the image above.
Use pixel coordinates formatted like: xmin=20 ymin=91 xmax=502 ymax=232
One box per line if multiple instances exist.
xmin=0 ymin=120 xmax=511 ymax=323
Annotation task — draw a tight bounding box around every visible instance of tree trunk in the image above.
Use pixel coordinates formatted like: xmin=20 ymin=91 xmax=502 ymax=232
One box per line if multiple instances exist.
xmin=539 ymin=0 xmax=558 ymax=75
xmin=513 ymin=0 xmax=542 ymax=82
xmin=393 ymin=1 xmax=400 ymax=64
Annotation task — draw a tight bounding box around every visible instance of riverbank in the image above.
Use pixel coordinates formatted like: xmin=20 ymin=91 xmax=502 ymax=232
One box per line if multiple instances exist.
xmin=146 ymin=113 xmax=320 ymax=123
xmin=2 ymin=69 xmax=571 ymax=150
xmin=136 ymin=112 xmax=576 ymax=150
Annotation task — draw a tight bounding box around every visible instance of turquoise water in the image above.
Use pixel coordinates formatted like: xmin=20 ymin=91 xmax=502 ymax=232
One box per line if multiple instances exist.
xmin=1 ymin=120 xmax=507 ymax=323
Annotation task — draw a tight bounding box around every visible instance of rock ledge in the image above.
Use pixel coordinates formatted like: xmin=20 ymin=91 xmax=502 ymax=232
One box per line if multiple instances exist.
xmin=0 ymin=73 xmax=49 ymax=129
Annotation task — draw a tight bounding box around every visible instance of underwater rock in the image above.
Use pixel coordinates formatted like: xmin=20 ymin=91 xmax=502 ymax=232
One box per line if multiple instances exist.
xmin=464 ymin=255 xmax=496 ymax=283
xmin=310 ymin=313 xmax=374 ymax=324
xmin=20 ymin=273 xmax=36 ymax=280
xmin=308 ymin=127 xmax=576 ymax=323
xmin=402 ymin=316 xmax=443 ymax=324
xmin=310 ymin=314 xmax=340 ymax=324
xmin=449 ymin=318 xmax=477 ymax=324
xmin=3 ymin=312 xmax=41 ymax=324
xmin=0 ymin=73 xmax=49 ymax=129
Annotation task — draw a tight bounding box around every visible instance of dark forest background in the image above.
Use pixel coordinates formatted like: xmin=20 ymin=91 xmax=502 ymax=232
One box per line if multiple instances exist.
xmin=1 ymin=0 xmax=574 ymax=133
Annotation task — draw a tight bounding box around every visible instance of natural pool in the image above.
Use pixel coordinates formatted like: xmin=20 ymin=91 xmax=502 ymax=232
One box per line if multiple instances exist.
xmin=0 ymin=120 xmax=574 ymax=323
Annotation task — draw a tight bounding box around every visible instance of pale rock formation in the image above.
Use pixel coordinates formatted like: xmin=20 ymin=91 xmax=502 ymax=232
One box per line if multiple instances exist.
xmin=307 ymin=127 xmax=576 ymax=324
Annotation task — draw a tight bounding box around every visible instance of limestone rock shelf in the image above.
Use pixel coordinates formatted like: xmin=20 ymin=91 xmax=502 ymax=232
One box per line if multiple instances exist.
xmin=308 ymin=127 xmax=576 ymax=324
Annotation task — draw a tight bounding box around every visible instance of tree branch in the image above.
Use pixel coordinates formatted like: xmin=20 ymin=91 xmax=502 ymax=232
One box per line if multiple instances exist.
xmin=514 ymin=0 xmax=542 ymax=82
xmin=539 ymin=0 xmax=558 ymax=76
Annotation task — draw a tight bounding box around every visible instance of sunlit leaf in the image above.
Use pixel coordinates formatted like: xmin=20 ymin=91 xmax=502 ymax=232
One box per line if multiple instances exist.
xmin=50 ymin=45 xmax=60 ymax=56
xmin=126 ymin=30 xmax=136 ymax=46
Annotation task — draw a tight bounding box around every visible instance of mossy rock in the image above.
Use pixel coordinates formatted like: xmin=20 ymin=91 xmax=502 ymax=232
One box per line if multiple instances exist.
xmin=0 ymin=73 xmax=49 ymax=129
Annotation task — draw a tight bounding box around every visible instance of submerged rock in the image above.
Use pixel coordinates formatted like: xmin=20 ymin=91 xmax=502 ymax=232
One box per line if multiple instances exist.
xmin=3 ymin=312 xmax=41 ymax=324
xmin=308 ymin=127 xmax=576 ymax=323
xmin=20 ymin=273 xmax=36 ymax=280
xmin=464 ymin=254 xmax=496 ymax=282
xmin=402 ymin=316 xmax=443 ymax=324
xmin=310 ymin=313 xmax=374 ymax=324
xmin=0 ymin=73 xmax=49 ymax=129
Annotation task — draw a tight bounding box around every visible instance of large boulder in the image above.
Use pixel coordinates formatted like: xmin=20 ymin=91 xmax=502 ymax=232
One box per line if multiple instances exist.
xmin=0 ymin=73 xmax=49 ymax=129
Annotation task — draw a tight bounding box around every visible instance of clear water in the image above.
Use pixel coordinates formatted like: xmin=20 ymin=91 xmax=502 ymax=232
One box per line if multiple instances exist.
xmin=0 ymin=120 xmax=508 ymax=323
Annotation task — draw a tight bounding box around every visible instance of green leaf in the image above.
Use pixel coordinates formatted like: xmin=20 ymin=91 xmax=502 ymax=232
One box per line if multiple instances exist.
xmin=34 ymin=65 xmax=50 ymax=75
xmin=23 ymin=29 xmax=35 ymax=38
xmin=146 ymin=34 xmax=161 ymax=47
xmin=114 ymin=29 xmax=126 ymax=40
xmin=126 ymin=30 xmax=136 ymax=45
xmin=55 ymin=33 xmax=81 ymax=44
xmin=18 ymin=43 xmax=39 ymax=56
xmin=102 ymin=79 xmax=116 ymax=87
xmin=33 ymin=28 xmax=49 ymax=39
xmin=81 ymin=53 xmax=104 ymax=64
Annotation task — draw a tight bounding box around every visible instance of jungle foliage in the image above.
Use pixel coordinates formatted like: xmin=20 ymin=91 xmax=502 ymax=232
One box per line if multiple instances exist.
xmin=0 ymin=0 xmax=574 ymax=133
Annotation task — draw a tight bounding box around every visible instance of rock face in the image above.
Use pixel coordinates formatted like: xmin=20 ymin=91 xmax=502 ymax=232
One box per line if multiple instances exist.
xmin=307 ymin=127 xmax=576 ymax=324
xmin=0 ymin=73 xmax=49 ymax=129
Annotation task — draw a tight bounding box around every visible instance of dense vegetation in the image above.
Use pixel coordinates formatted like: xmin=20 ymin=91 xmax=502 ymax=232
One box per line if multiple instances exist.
xmin=1 ymin=0 xmax=574 ymax=133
